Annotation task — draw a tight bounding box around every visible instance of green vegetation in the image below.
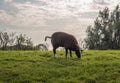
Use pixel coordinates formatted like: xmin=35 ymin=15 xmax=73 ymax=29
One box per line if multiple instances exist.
xmin=0 ymin=50 xmax=120 ymax=83
xmin=85 ymin=5 xmax=120 ymax=49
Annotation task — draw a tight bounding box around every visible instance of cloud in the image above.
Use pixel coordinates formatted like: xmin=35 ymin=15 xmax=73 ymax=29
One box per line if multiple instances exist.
xmin=5 ymin=0 xmax=12 ymax=3
xmin=91 ymin=0 xmax=120 ymax=10
xmin=0 ymin=0 xmax=111 ymax=27
xmin=0 ymin=0 xmax=18 ymax=15
xmin=0 ymin=0 xmax=96 ymax=28
xmin=92 ymin=0 xmax=110 ymax=5
xmin=0 ymin=0 xmax=119 ymax=45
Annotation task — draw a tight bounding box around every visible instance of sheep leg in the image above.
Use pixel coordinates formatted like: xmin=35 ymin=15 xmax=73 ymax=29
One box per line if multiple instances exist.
xmin=65 ymin=48 xmax=68 ymax=58
xmin=69 ymin=50 xmax=72 ymax=57
xmin=53 ymin=48 xmax=57 ymax=58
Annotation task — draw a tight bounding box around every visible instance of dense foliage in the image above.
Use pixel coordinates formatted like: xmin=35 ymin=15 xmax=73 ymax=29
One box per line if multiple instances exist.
xmin=0 ymin=50 xmax=120 ymax=83
xmin=85 ymin=5 xmax=120 ymax=49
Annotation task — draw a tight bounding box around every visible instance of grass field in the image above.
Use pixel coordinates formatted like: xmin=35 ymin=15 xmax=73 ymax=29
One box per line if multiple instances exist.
xmin=0 ymin=50 xmax=120 ymax=83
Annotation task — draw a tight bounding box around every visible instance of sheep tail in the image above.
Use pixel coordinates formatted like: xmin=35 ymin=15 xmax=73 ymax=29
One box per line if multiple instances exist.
xmin=45 ymin=36 xmax=51 ymax=41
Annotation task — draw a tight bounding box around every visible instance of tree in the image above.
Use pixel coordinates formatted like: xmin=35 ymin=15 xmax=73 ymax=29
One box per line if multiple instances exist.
xmin=15 ymin=34 xmax=34 ymax=50
xmin=0 ymin=31 xmax=36 ymax=50
xmin=0 ymin=32 xmax=9 ymax=49
xmin=16 ymin=34 xmax=26 ymax=46
xmin=36 ymin=44 xmax=48 ymax=51
xmin=0 ymin=32 xmax=3 ymax=48
xmin=112 ymin=5 xmax=120 ymax=49
xmin=85 ymin=5 xmax=120 ymax=49
xmin=25 ymin=37 xmax=33 ymax=47
xmin=8 ymin=32 xmax=16 ymax=46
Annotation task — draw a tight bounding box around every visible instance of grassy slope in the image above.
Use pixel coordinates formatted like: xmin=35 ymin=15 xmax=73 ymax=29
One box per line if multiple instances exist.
xmin=0 ymin=50 xmax=120 ymax=83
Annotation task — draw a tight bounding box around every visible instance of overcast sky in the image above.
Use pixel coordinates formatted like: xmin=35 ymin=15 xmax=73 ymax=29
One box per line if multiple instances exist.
xmin=0 ymin=0 xmax=120 ymax=45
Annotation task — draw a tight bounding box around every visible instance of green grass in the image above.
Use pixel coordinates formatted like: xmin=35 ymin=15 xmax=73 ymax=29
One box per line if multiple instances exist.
xmin=0 ymin=50 xmax=120 ymax=83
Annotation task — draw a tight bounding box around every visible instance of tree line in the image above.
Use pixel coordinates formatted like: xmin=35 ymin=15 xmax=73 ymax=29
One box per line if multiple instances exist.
xmin=85 ymin=5 xmax=120 ymax=50
xmin=0 ymin=32 xmax=48 ymax=50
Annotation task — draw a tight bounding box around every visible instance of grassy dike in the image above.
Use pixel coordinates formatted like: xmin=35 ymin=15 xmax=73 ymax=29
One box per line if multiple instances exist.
xmin=0 ymin=50 xmax=120 ymax=83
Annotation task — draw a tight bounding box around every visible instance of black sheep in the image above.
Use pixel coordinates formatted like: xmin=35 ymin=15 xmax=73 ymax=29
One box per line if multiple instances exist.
xmin=45 ymin=32 xmax=81 ymax=58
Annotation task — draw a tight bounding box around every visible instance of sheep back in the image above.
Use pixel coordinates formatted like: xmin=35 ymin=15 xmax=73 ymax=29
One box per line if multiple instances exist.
xmin=51 ymin=32 xmax=79 ymax=50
